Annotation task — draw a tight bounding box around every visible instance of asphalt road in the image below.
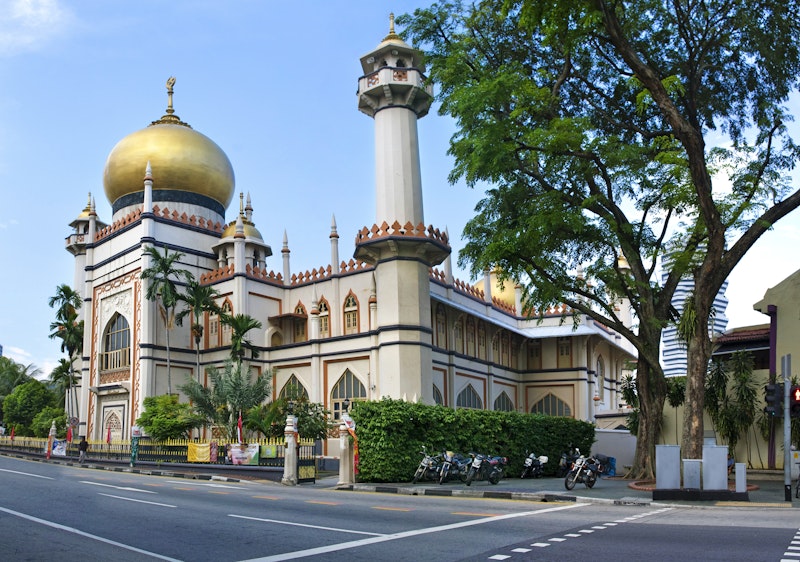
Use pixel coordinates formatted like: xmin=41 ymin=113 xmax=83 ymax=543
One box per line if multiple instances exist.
xmin=1 ymin=455 xmax=799 ymax=561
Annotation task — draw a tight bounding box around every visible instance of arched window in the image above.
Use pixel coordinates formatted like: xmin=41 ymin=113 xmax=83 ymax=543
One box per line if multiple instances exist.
xmin=596 ymin=356 xmax=605 ymax=403
xmin=435 ymin=304 xmax=447 ymax=348
xmin=221 ymin=301 xmax=233 ymax=346
xmin=494 ymin=391 xmax=514 ymax=412
xmin=453 ymin=316 xmax=464 ymax=354
xmin=101 ymin=313 xmax=130 ymax=371
xmin=279 ymin=374 xmax=309 ymax=400
xmin=294 ymin=303 xmax=307 ymax=342
xmin=331 ymin=369 xmax=366 ymax=421
xmin=465 ymin=318 xmax=476 ymax=357
xmin=531 ymin=393 xmax=572 ymax=417
xmin=104 ymin=411 xmax=122 ymax=442
xmin=432 ymin=384 xmax=444 ymax=405
xmin=209 ymin=307 xmax=220 ymax=347
xmin=456 ymin=384 xmax=482 ymax=409
xmin=477 ymin=322 xmax=486 ymax=360
xmin=343 ymin=293 xmax=359 ymax=335
xmin=318 ymin=299 xmax=330 ymax=338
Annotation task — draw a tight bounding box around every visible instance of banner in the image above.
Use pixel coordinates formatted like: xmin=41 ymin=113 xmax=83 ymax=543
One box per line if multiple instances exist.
xmin=229 ymin=443 xmax=259 ymax=465
xmin=51 ymin=439 xmax=67 ymax=457
xmin=187 ymin=442 xmax=211 ymax=463
xmin=260 ymin=444 xmax=278 ymax=458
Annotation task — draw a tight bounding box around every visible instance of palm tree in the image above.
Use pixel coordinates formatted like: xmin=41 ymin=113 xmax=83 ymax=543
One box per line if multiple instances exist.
xmin=140 ymin=245 xmax=192 ymax=394
xmin=176 ymin=280 xmax=221 ymax=383
xmin=179 ymin=360 xmax=271 ymax=442
xmin=49 ymin=358 xmax=79 ymax=419
xmin=48 ymin=284 xmax=84 ymax=420
xmin=222 ymin=313 xmax=263 ymax=366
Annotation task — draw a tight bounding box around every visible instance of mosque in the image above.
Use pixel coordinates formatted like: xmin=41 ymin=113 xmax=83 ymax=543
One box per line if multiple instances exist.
xmin=64 ymin=19 xmax=636 ymax=451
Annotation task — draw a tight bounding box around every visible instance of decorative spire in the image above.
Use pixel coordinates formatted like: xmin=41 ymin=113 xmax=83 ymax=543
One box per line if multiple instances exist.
xmin=381 ymin=12 xmax=402 ymax=43
xmin=245 ymin=192 xmax=253 ymax=222
xmin=150 ymin=76 xmax=191 ymax=128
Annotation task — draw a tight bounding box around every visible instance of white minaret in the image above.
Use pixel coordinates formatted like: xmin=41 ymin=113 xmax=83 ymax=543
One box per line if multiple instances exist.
xmin=357 ymin=13 xmax=433 ymax=227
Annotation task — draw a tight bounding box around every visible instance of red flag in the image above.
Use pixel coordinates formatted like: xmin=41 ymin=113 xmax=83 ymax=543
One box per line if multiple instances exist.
xmin=237 ymin=412 xmax=243 ymax=445
xmin=66 ymin=425 xmax=73 ymax=443
xmin=9 ymin=426 xmax=15 ymax=441
xmin=106 ymin=426 xmax=111 ymax=444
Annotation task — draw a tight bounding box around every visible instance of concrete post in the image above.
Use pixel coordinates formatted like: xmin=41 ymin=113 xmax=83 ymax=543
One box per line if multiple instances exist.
xmin=338 ymin=423 xmax=353 ymax=485
xmin=281 ymin=414 xmax=298 ymax=486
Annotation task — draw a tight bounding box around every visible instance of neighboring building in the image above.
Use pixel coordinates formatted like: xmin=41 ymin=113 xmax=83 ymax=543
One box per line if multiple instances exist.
xmin=660 ymin=257 xmax=729 ymax=377
xmin=65 ymin=20 xmax=636 ymax=451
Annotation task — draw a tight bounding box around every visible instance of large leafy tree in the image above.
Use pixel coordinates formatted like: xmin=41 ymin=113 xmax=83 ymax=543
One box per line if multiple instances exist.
xmin=179 ymin=360 xmax=271 ymax=442
xmin=3 ymin=379 xmax=56 ymax=436
xmin=140 ymin=245 xmax=193 ymax=395
xmin=176 ymin=280 xmax=222 ymax=383
xmin=402 ymin=0 xmax=800 ymax=474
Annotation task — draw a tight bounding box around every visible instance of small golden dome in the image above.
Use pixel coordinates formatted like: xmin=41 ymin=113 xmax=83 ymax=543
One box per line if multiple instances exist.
xmin=102 ymin=78 xmax=234 ymax=210
xmin=222 ymin=219 xmax=263 ymax=240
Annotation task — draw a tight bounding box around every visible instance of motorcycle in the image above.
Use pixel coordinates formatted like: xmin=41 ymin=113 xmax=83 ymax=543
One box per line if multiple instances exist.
xmin=411 ymin=447 xmax=442 ymax=484
xmin=557 ymin=446 xmax=581 ymax=477
xmin=438 ymin=450 xmax=470 ymax=484
xmin=465 ymin=453 xmax=507 ymax=486
xmin=564 ymin=453 xmax=602 ymax=490
xmin=520 ymin=451 xmax=548 ymax=479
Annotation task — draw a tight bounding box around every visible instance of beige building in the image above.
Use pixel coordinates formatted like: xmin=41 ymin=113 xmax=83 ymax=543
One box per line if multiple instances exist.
xmin=65 ymin=21 xmax=636 ymax=453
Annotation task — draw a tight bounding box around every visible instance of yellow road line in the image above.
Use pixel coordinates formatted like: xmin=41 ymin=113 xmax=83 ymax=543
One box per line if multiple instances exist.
xmin=372 ymin=506 xmax=412 ymax=512
xmin=306 ymin=500 xmax=339 ymax=505
xmin=253 ymin=495 xmax=280 ymax=500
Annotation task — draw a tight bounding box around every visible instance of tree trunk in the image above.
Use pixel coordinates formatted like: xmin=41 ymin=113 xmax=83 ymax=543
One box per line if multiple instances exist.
xmin=629 ymin=358 xmax=666 ymax=480
xmin=681 ymin=287 xmax=714 ymax=459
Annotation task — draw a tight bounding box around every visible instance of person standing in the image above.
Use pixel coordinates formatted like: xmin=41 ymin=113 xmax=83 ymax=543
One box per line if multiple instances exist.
xmin=78 ymin=436 xmax=89 ymax=464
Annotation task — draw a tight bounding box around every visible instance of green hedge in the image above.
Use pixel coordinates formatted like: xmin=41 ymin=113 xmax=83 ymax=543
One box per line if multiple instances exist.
xmin=349 ymin=398 xmax=595 ymax=482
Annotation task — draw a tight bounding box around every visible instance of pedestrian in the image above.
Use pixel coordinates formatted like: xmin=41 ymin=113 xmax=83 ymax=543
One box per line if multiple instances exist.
xmin=78 ymin=436 xmax=89 ymax=464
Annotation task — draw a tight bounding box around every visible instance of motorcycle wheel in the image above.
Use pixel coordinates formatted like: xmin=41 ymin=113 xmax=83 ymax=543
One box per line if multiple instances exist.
xmin=489 ymin=471 xmax=501 ymax=485
xmin=465 ymin=467 xmax=476 ymax=486
xmin=438 ymin=465 xmax=449 ymax=485
xmin=586 ymin=471 xmax=597 ymax=488
xmin=412 ymin=467 xmax=424 ymax=484
xmin=564 ymin=471 xmax=577 ymax=490
xmin=533 ymin=467 xmax=543 ymax=478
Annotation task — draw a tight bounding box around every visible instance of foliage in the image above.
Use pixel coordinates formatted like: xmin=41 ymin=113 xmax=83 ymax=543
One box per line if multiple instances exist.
xmin=222 ymin=313 xmax=263 ymax=363
xmin=31 ymin=407 xmax=67 ymax=438
xmin=0 ymin=356 xmax=37 ymax=420
xmin=179 ymin=360 xmax=271 ymax=442
xmin=2 ymin=379 xmax=56 ymax=435
xmin=176 ymin=280 xmax=222 ymax=381
xmin=135 ymin=394 xmax=206 ymax=441
xmin=620 ymin=374 xmax=639 ymax=435
xmin=705 ymin=352 xmax=758 ymax=460
xmin=349 ymin=398 xmax=594 ymax=482
xmin=254 ymin=389 xmax=333 ymax=441
xmin=401 ymin=0 xmax=800 ymax=468
xmin=140 ymin=245 xmax=193 ymax=394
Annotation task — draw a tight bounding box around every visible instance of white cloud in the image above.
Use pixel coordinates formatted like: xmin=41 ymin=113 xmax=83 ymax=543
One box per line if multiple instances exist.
xmin=0 ymin=0 xmax=75 ymax=57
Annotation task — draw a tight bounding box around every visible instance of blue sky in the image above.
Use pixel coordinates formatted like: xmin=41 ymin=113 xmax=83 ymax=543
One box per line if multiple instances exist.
xmin=1 ymin=0 xmax=799 ymax=377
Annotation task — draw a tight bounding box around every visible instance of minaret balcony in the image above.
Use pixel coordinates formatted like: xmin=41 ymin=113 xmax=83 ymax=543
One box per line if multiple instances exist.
xmin=358 ymin=66 xmax=433 ymax=117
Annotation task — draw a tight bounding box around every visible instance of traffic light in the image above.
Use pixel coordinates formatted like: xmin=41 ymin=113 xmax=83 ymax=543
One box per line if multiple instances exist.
xmin=791 ymin=385 xmax=800 ymax=418
xmin=764 ymin=383 xmax=783 ymax=417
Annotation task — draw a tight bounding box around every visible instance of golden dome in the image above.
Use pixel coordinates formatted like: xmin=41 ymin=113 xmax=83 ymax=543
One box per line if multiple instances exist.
xmin=221 ymin=219 xmax=263 ymax=240
xmin=102 ymin=78 xmax=234 ymax=211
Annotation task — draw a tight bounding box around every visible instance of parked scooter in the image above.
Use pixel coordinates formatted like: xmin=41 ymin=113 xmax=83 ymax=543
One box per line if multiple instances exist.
xmin=465 ymin=453 xmax=507 ymax=486
xmin=564 ymin=453 xmax=601 ymax=490
xmin=438 ymin=450 xmax=470 ymax=484
xmin=520 ymin=451 xmax=548 ymax=479
xmin=411 ymin=447 xmax=441 ymax=484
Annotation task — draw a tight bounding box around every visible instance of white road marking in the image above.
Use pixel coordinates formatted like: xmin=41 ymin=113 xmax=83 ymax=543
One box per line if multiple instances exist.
xmin=81 ymin=481 xmax=156 ymax=494
xmin=488 ymin=556 xmax=510 ymax=560
xmin=511 ymin=548 xmax=532 ymax=552
xmin=0 ymin=506 xmax=182 ymax=561
xmin=98 ymin=493 xmax=176 ymax=508
xmin=228 ymin=514 xmax=384 ymax=536
xmin=166 ymin=480 xmax=242 ymax=489
xmin=0 ymin=468 xmax=53 ymax=479
xmin=240 ymin=503 xmax=588 ymax=561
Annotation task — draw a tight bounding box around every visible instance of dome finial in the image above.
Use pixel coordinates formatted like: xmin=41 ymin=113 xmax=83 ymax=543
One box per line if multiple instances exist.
xmin=150 ymin=76 xmax=191 ymax=128
xmin=166 ymin=76 xmax=176 ymax=115
xmin=389 ymin=12 xmax=395 ymax=34
xmin=381 ymin=12 xmax=402 ymax=43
